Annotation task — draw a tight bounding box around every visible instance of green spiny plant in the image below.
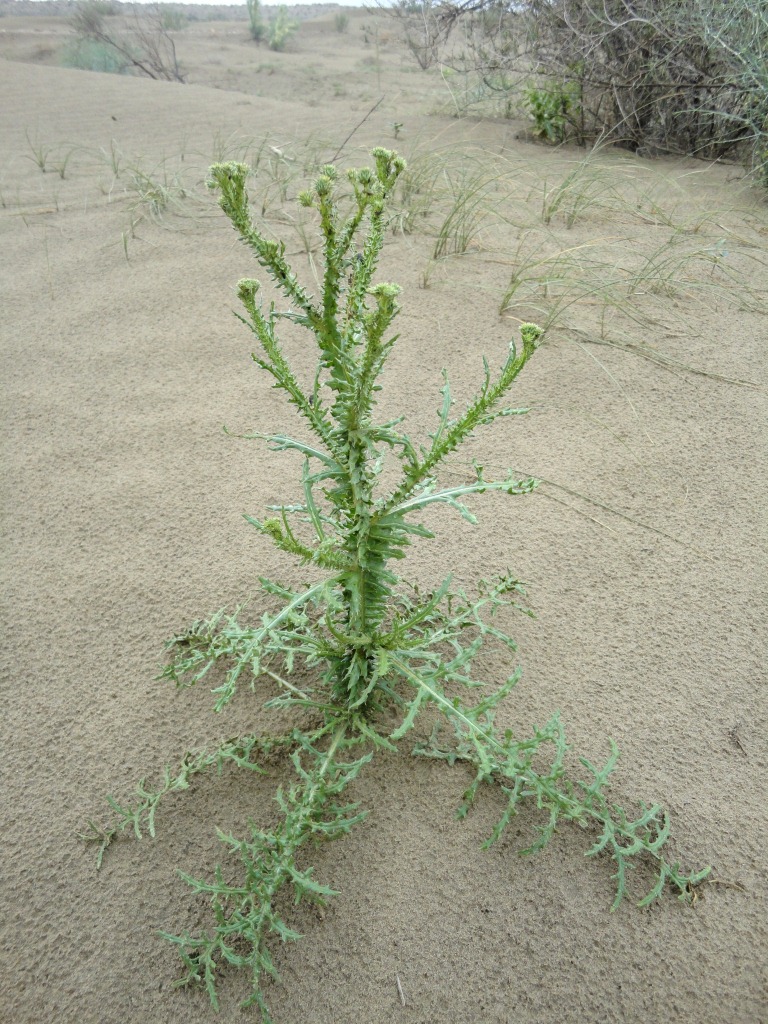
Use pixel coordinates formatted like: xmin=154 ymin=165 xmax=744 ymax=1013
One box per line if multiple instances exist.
xmin=84 ymin=148 xmax=709 ymax=1020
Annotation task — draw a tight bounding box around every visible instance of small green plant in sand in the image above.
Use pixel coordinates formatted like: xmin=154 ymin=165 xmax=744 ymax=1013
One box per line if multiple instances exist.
xmin=524 ymin=80 xmax=581 ymax=145
xmin=125 ymin=161 xmax=189 ymax=222
xmin=24 ymin=130 xmax=52 ymax=172
xmin=83 ymin=148 xmax=708 ymax=1019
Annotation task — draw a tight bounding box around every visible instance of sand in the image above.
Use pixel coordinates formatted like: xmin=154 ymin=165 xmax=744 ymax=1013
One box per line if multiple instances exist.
xmin=1 ymin=8 xmax=767 ymax=1023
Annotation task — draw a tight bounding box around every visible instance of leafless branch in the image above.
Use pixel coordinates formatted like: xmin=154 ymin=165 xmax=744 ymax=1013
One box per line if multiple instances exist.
xmin=70 ymin=2 xmax=185 ymax=83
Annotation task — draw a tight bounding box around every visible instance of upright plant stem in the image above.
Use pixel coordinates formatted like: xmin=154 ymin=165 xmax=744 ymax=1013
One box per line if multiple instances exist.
xmin=83 ymin=148 xmax=709 ymax=1017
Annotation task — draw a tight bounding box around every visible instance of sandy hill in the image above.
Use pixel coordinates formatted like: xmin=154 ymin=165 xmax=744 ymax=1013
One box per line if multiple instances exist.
xmin=1 ymin=14 xmax=767 ymax=1024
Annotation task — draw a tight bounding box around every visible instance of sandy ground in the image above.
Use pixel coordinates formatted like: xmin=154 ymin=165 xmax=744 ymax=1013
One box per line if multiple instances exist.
xmin=1 ymin=9 xmax=767 ymax=1024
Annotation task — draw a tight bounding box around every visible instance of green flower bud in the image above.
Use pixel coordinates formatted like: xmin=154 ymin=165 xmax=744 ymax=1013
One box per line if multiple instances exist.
xmin=262 ymin=518 xmax=283 ymax=539
xmin=237 ymin=278 xmax=261 ymax=304
xmin=369 ymin=283 xmax=402 ymax=300
xmin=208 ymin=161 xmax=249 ymax=190
xmin=314 ymin=175 xmax=333 ymax=197
xmin=520 ymin=323 xmax=543 ymax=349
xmin=371 ymin=147 xmax=406 ymax=185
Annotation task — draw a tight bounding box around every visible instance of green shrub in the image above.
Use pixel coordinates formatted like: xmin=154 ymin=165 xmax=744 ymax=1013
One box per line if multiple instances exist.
xmin=524 ymin=80 xmax=581 ymax=144
xmin=60 ymin=37 xmax=126 ymax=74
xmin=334 ymin=11 xmax=349 ymax=33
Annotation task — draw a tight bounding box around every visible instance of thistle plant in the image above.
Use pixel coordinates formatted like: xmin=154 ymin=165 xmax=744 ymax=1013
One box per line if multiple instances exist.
xmin=84 ymin=148 xmax=708 ymax=1020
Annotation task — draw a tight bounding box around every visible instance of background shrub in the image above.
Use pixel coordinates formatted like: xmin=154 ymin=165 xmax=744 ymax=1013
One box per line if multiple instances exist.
xmin=524 ymin=79 xmax=582 ymax=144
xmin=158 ymin=9 xmax=187 ymax=32
xmin=68 ymin=0 xmax=185 ymax=81
xmin=246 ymin=0 xmax=266 ymax=43
xmin=398 ymin=0 xmax=768 ymax=183
xmin=267 ymin=5 xmax=298 ymax=51
xmin=60 ymin=36 xmax=127 ymax=73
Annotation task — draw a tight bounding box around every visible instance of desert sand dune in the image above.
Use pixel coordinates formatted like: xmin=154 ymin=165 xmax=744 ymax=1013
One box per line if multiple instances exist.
xmin=1 ymin=9 xmax=767 ymax=1023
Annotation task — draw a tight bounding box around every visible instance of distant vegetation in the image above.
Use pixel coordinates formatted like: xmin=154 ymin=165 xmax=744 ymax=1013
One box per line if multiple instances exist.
xmin=392 ymin=0 xmax=768 ymax=188
xmin=67 ymin=1 xmax=185 ymax=81
xmin=246 ymin=0 xmax=267 ymax=42
xmin=246 ymin=0 xmax=299 ymax=50
xmin=0 ymin=1 xmax=351 ymax=24
xmin=267 ymin=5 xmax=298 ymax=50
xmin=61 ymin=35 xmax=127 ymax=74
